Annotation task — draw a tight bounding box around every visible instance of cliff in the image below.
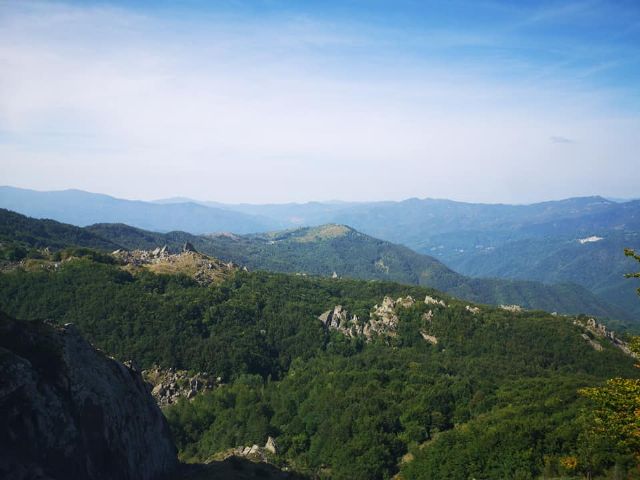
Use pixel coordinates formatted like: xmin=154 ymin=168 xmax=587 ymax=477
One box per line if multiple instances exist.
xmin=0 ymin=312 xmax=177 ymax=480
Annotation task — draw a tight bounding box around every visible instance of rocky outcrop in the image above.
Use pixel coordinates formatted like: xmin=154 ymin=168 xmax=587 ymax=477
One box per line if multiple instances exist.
xmin=319 ymin=295 xmax=426 ymax=341
xmin=500 ymin=304 xmax=523 ymax=313
xmin=419 ymin=331 xmax=438 ymax=344
xmin=319 ymin=305 xmax=362 ymax=338
xmin=573 ymin=317 xmax=636 ymax=357
xmin=113 ymin=247 xmax=235 ymax=285
xmin=182 ymin=242 xmax=197 ymax=253
xmin=424 ymin=295 xmax=446 ymax=307
xmin=213 ymin=437 xmax=279 ymax=463
xmin=581 ymin=333 xmax=603 ymax=351
xmin=143 ymin=366 xmax=219 ymax=407
xmin=0 ymin=313 xmax=177 ymax=480
xmin=366 ymin=296 xmax=401 ymax=338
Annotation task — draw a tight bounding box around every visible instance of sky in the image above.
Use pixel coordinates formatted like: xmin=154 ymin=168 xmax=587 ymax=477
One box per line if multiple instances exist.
xmin=1 ymin=0 xmax=639 ymax=204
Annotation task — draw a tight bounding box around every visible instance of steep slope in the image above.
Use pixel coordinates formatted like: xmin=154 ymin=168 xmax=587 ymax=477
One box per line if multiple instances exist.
xmin=449 ymin=231 xmax=640 ymax=318
xmin=0 ymin=312 xmax=177 ymax=480
xmin=86 ymin=221 xmax=629 ymax=320
xmin=0 ymin=207 xmax=121 ymax=251
xmin=0 ymin=186 xmax=277 ymax=234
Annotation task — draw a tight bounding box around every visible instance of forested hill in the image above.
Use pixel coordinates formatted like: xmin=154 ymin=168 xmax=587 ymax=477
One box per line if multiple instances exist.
xmin=0 ymin=208 xmax=629 ymax=320
xmin=0 ymin=207 xmax=120 ymax=251
xmin=0 ymin=253 xmax=637 ymax=479
xmin=4 ymin=188 xmax=639 ymax=319
xmin=86 ymin=222 xmax=629 ymax=320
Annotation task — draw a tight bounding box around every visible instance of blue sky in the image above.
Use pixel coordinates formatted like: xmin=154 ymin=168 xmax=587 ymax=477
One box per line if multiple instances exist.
xmin=1 ymin=0 xmax=639 ymax=203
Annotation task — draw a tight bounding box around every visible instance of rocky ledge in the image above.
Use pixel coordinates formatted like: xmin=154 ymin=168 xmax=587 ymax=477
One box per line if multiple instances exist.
xmin=142 ymin=366 xmax=219 ymax=407
xmin=0 ymin=312 xmax=177 ymax=480
xmin=573 ymin=316 xmax=637 ymax=356
xmin=319 ymin=294 xmax=447 ymax=342
xmin=112 ymin=244 xmax=236 ymax=285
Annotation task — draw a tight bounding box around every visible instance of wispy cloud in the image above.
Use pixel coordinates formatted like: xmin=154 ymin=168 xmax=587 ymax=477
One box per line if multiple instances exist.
xmin=0 ymin=1 xmax=638 ymax=203
xmin=550 ymin=136 xmax=575 ymax=144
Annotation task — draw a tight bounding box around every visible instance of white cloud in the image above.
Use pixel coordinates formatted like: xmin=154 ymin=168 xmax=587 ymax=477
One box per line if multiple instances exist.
xmin=0 ymin=1 xmax=638 ymax=203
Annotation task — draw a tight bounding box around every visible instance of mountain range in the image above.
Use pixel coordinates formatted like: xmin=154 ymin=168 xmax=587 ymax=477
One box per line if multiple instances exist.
xmin=0 ymin=207 xmax=633 ymax=322
xmin=1 ymin=216 xmax=638 ymax=479
xmin=0 ymin=186 xmax=274 ymax=234
xmin=2 ymin=185 xmax=639 ymax=320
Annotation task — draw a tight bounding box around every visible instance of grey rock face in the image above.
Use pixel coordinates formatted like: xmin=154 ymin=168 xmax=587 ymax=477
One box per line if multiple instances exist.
xmin=0 ymin=314 xmax=177 ymax=480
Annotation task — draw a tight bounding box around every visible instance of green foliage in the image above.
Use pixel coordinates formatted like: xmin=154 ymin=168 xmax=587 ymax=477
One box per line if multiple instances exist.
xmin=574 ymin=253 xmax=640 ymax=475
xmin=625 ymin=248 xmax=640 ymax=298
xmin=88 ymin=221 xmax=627 ymax=319
xmin=448 ymin=234 xmax=640 ymax=320
xmin=0 ymin=207 xmax=120 ymax=252
xmin=1 ymin=252 xmax=638 ymax=479
xmin=0 ymin=208 xmax=625 ymax=319
xmin=402 ymin=377 xmax=579 ymax=479
xmin=0 ymin=258 xmax=428 ymax=380
xmin=580 ymin=378 xmax=640 ymax=461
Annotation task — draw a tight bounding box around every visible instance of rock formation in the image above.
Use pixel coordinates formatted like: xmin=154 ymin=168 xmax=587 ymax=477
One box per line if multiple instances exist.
xmin=580 ymin=333 xmax=603 ymax=351
xmin=0 ymin=313 xmax=177 ymax=480
xmin=182 ymin=242 xmax=197 ymax=253
xmin=214 ymin=437 xmax=279 ymax=463
xmin=419 ymin=331 xmax=438 ymax=344
xmin=319 ymin=305 xmax=363 ymax=338
xmin=113 ymin=247 xmax=236 ymax=285
xmin=424 ymin=295 xmax=446 ymax=307
xmin=319 ymin=295 xmax=431 ymax=341
xmin=573 ymin=317 xmax=636 ymax=357
xmin=142 ymin=366 xmax=218 ymax=406
xmin=500 ymin=304 xmax=523 ymax=313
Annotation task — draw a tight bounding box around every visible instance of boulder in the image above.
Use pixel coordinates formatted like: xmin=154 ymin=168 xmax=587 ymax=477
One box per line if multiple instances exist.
xmin=424 ymin=295 xmax=446 ymax=307
xmin=265 ymin=436 xmax=278 ymax=455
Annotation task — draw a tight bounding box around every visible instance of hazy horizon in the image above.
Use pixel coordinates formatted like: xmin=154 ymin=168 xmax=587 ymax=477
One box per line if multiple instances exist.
xmin=1 ymin=184 xmax=637 ymax=207
xmin=2 ymin=1 xmax=639 ymax=203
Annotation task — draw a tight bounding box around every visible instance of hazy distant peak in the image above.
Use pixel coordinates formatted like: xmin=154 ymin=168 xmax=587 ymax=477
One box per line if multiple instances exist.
xmin=151 ymin=196 xmax=199 ymax=204
xmin=299 ymin=224 xmax=354 ymax=240
xmin=257 ymin=224 xmax=357 ymax=243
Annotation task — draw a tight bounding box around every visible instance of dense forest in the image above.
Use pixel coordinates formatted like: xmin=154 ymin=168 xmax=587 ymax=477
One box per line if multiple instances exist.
xmin=1 ymin=247 xmax=638 ymax=479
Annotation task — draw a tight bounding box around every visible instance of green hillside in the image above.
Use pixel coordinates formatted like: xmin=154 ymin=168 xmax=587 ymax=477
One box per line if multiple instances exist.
xmin=448 ymin=232 xmax=640 ymax=318
xmin=0 ymin=208 xmax=121 ymax=254
xmin=0 ymin=253 xmax=637 ymax=479
xmin=87 ymin=221 xmax=630 ymax=320
xmin=0 ymin=208 xmax=629 ymax=320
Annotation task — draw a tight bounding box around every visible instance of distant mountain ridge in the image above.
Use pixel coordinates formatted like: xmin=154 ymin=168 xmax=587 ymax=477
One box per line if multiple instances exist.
xmin=0 ymin=186 xmax=279 ymax=234
xmin=87 ymin=222 xmax=632 ymax=320
xmin=2 ymin=186 xmax=638 ymax=319
xmin=0 ymin=208 xmax=629 ymax=321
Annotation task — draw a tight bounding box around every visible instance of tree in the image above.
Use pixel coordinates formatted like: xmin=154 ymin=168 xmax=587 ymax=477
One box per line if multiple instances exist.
xmin=578 ymin=249 xmax=640 ymax=472
xmin=625 ymin=249 xmax=640 ymax=297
